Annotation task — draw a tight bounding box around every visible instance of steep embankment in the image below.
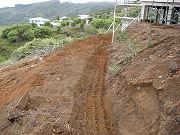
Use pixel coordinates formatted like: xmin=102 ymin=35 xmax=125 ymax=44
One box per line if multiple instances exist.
xmin=106 ymin=23 xmax=180 ymax=135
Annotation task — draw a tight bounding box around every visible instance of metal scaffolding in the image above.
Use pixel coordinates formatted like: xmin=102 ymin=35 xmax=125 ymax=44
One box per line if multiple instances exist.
xmin=110 ymin=0 xmax=180 ymax=43
xmin=111 ymin=0 xmax=141 ymax=43
xmin=141 ymin=0 xmax=180 ymax=24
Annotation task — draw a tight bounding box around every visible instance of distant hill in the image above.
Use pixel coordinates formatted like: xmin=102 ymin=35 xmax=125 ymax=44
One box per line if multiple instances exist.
xmin=0 ymin=0 xmax=114 ymax=25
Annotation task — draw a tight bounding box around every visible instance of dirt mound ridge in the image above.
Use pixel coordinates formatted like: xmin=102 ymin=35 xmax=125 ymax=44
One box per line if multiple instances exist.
xmin=107 ymin=23 xmax=180 ymax=135
xmin=0 ymin=34 xmax=115 ymax=135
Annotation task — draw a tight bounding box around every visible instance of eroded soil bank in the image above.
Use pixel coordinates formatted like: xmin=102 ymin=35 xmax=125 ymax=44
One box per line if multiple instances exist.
xmin=106 ymin=23 xmax=180 ymax=135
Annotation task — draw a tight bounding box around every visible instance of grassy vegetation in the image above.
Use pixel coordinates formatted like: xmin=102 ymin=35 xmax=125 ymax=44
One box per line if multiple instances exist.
xmin=0 ymin=25 xmax=23 ymax=63
xmin=0 ymin=20 xmax=104 ymax=64
xmin=108 ymin=64 xmax=121 ymax=76
xmin=147 ymin=37 xmax=153 ymax=48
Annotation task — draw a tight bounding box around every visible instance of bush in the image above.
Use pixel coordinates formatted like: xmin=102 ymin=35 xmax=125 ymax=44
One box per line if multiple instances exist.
xmin=116 ymin=31 xmax=128 ymax=42
xmin=44 ymin=21 xmax=53 ymax=28
xmin=71 ymin=21 xmax=76 ymax=27
xmin=34 ymin=26 xmax=54 ymax=38
xmin=2 ymin=24 xmax=55 ymax=43
xmin=2 ymin=28 xmax=12 ymax=38
xmin=61 ymin=21 xmax=69 ymax=27
xmin=80 ymin=22 xmax=85 ymax=30
xmin=2 ymin=24 xmax=35 ymax=42
xmin=7 ymin=29 xmax=18 ymax=42
xmin=92 ymin=19 xmax=113 ymax=29
xmin=22 ymin=30 xmax=35 ymax=41
xmin=86 ymin=27 xmax=98 ymax=35
xmin=12 ymin=38 xmax=60 ymax=60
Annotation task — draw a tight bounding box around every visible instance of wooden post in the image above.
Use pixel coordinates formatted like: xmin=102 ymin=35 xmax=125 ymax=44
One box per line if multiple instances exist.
xmin=112 ymin=0 xmax=117 ymax=44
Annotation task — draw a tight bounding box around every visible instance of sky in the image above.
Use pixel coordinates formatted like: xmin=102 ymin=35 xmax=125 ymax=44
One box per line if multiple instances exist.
xmin=0 ymin=0 xmax=113 ymax=8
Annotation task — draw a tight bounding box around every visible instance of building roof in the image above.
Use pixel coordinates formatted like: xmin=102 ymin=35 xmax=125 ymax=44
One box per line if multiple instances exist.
xmin=61 ymin=16 xmax=68 ymax=19
xmin=140 ymin=0 xmax=180 ymax=3
xmin=28 ymin=17 xmax=50 ymax=21
xmin=78 ymin=15 xmax=90 ymax=19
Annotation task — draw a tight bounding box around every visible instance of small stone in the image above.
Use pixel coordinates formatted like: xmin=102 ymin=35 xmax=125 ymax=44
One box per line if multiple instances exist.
xmin=175 ymin=115 xmax=180 ymax=124
xmin=176 ymin=50 xmax=180 ymax=57
xmin=168 ymin=61 xmax=179 ymax=74
xmin=166 ymin=105 xmax=178 ymax=115
xmin=8 ymin=111 xmax=21 ymax=123
xmin=57 ymin=78 xmax=60 ymax=80
xmin=149 ymin=55 xmax=153 ymax=59
xmin=158 ymin=76 xmax=163 ymax=79
xmin=168 ymin=54 xmax=174 ymax=58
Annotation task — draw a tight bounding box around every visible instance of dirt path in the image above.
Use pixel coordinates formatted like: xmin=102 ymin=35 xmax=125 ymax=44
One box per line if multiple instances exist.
xmin=0 ymin=34 xmax=115 ymax=135
xmin=70 ymin=41 xmax=115 ymax=135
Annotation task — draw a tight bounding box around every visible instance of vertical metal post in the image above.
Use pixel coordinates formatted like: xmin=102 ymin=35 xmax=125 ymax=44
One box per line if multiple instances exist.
xmin=112 ymin=0 xmax=117 ymax=44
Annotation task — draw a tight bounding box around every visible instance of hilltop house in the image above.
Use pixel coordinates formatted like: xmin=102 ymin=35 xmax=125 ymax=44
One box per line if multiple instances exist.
xmin=60 ymin=16 xmax=68 ymax=20
xmin=78 ymin=15 xmax=91 ymax=24
xmin=28 ymin=17 xmax=59 ymax=27
xmin=28 ymin=17 xmax=50 ymax=26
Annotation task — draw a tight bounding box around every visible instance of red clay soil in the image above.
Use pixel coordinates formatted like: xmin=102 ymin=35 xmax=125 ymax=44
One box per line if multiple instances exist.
xmin=106 ymin=23 xmax=180 ymax=135
xmin=0 ymin=23 xmax=180 ymax=135
xmin=0 ymin=34 xmax=116 ymax=135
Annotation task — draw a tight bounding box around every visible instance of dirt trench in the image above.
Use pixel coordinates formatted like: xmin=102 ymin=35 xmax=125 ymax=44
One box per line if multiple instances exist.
xmin=0 ymin=34 xmax=116 ymax=135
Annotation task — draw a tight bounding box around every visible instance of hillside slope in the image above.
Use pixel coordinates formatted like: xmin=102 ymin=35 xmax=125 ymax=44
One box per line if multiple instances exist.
xmin=107 ymin=23 xmax=180 ymax=135
xmin=0 ymin=0 xmax=114 ymax=25
xmin=0 ymin=23 xmax=179 ymax=135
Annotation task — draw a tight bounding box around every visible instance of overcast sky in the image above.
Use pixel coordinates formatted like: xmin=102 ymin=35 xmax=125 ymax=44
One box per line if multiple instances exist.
xmin=0 ymin=0 xmax=113 ymax=8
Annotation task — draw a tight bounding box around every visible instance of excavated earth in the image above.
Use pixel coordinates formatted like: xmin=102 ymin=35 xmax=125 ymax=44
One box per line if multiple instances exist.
xmin=0 ymin=34 xmax=115 ymax=135
xmin=106 ymin=23 xmax=180 ymax=135
xmin=0 ymin=22 xmax=180 ymax=135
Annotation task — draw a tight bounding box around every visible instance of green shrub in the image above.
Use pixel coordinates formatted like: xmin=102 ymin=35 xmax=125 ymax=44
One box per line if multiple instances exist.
xmin=44 ymin=21 xmax=53 ymax=28
xmin=34 ymin=26 xmax=54 ymax=38
xmin=7 ymin=29 xmax=18 ymax=42
xmin=86 ymin=27 xmax=98 ymax=35
xmin=12 ymin=38 xmax=60 ymax=60
xmin=0 ymin=54 xmax=7 ymax=62
xmin=61 ymin=21 xmax=69 ymax=27
xmin=92 ymin=19 xmax=113 ymax=29
xmin=2 ymin=24 xmax=35 ymax=42
xmin=116 ymin=31 xmax=128 ymax=42
xmin=2 ymin=28 xmax=12 ymax=38
xmin=71 ymin=21 xmax=76 ymax=27
xmin=80 ymin=22 xmax=85 ymax=30
xmin=22 ymin=30 xmax=35 ymax=41
xmin=74 ymin=18 xmax=81 ymax=24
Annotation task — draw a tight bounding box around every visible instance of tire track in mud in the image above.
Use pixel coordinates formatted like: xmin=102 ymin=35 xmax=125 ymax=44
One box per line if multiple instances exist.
xmin=71 ymin=41 xmax=116 ymax=135
xmin=0 ymin=34 xmax=116 ymax=135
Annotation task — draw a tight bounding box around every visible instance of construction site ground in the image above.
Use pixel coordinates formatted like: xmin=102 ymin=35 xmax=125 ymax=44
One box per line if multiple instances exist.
xmin=0 ymin=23 xmax=180 ymax=135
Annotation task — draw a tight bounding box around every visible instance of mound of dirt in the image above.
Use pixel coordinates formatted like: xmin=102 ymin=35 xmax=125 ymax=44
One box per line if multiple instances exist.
xmin=0 ymin=34 xmax=116 ymax=135
xmin=106 ymin=22 xmax=180 ymax=135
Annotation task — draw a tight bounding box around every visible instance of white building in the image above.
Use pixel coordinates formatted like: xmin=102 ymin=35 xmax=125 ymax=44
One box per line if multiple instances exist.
xmin=78 ymin=15 xmax=91 ymax=24
xmin=28 ymin=17 xmax=50 ymax=26
xmin=78 ymin=15 xmax=90 ymax=20
xmin=60 ymin=16 xmax=68 ymax=20
xmin=140 ymin=0 xmax=180 ymax=24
